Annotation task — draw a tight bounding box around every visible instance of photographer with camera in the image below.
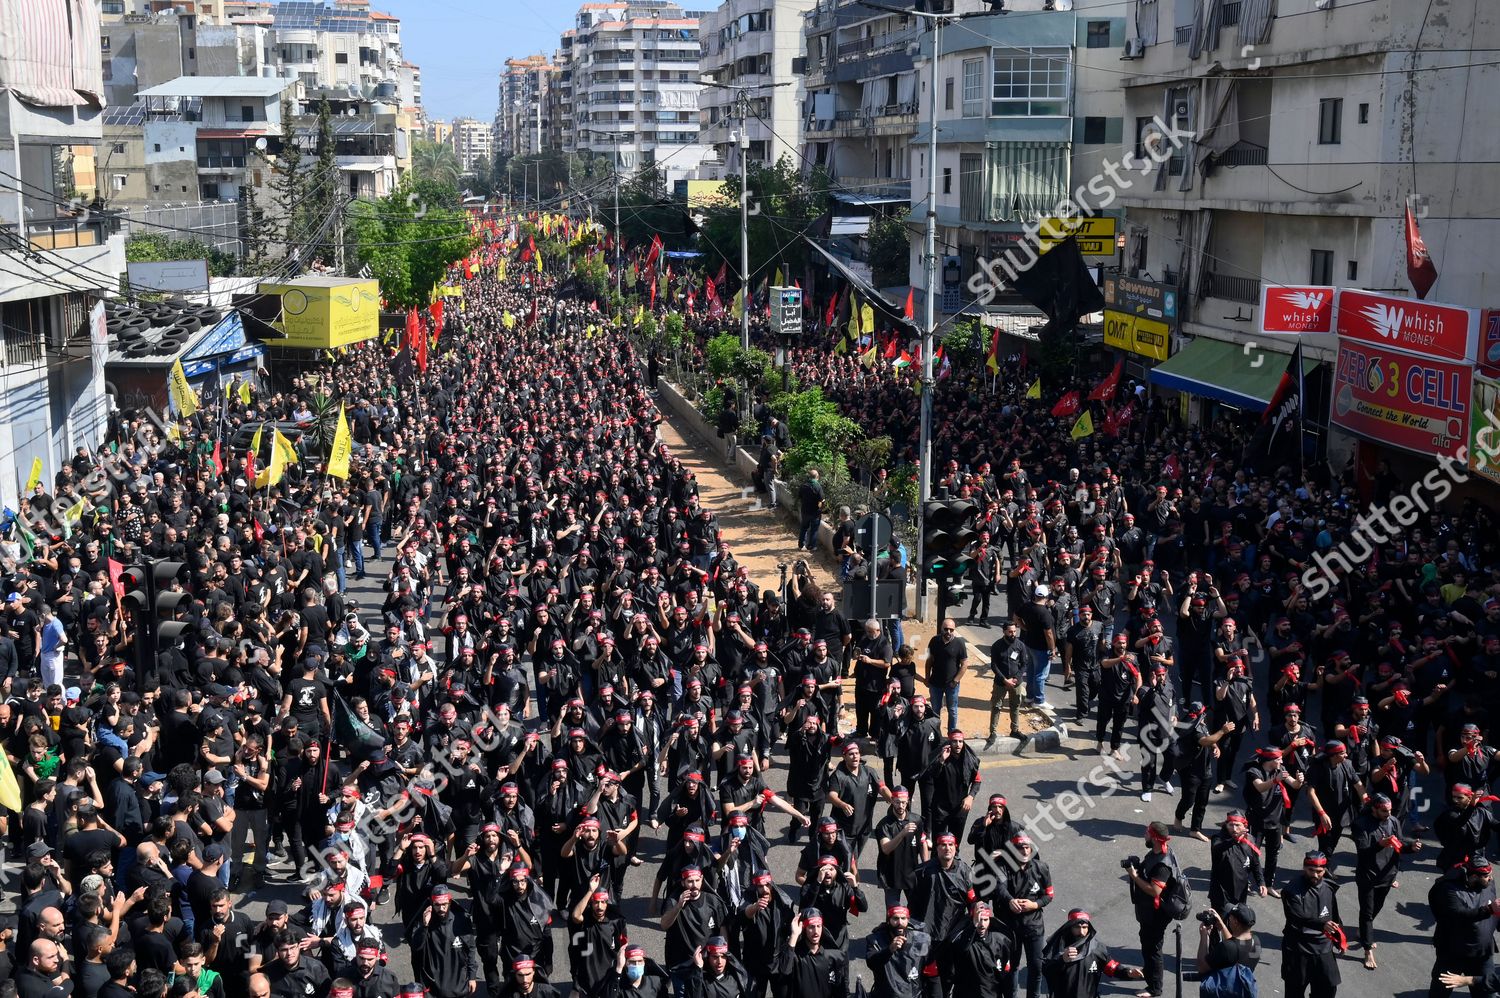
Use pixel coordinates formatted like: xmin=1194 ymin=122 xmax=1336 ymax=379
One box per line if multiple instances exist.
xmin=1195 ymin=903 xmax=1260 ymax=998
xmin=1124 ymin=822 xmax=1188 ymax=998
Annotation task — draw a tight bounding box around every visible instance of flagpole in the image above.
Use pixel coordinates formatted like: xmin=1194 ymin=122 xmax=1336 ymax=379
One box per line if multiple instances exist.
xmin=916 ymin=13 xmax=943 ymax=622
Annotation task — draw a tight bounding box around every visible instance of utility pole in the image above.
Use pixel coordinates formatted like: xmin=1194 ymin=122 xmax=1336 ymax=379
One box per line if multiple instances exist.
xmin=917 ymin=14 xmax=941 ymax=621
xmin=737 ymin=94 xmax=751 ymax=352
xmin=614 ymin=172 xmax=622 ymax=299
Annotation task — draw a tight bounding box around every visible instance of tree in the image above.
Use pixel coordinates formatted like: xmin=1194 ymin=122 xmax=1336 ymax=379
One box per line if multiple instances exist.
xmin=302 ymin=99 xmax=339 ymax=269
xmin=411 ymin=140 xmax=462 ymax=189
xmin=867 ymin=214 xmax=911 ymax=289
xmin=265 ymin=97 xmax=306 ymax=255
xmin=346 ymin=177 xmax=475 ymax=309
xmin=125 ymin=233 xmax=236 ymax=277
xmin=238 ymin=181 xmax=270 ymax=269
xmin=700 ymin=156 xmax=833 ymax=298
xmin=468 ymin=155 xmax=495 ymax=198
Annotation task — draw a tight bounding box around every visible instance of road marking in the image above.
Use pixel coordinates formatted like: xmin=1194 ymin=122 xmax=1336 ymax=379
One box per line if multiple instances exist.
xmin=980 ymin=755 xmax=1071 ymax=770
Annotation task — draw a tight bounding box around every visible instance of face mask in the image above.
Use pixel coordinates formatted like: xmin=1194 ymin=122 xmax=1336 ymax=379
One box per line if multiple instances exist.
xmin=625 ymin=965 xmax=644 ymax=983
xmin=732 ymin=827 xmax=746 ymax=841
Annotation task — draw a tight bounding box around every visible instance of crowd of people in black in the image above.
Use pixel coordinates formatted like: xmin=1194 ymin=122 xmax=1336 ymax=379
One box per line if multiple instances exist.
xmin=1 ymin=247 xmax=1499 ymax=998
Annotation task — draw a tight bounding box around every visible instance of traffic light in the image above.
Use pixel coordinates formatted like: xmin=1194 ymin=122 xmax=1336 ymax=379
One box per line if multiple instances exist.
xmin=921 ymin=498 xmax=978 ymax=612
xmin=119 ymin=561 xmax=188 ymax=691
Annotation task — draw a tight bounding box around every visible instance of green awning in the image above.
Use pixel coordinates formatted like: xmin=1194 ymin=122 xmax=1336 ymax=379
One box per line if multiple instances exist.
xmin=1148 ymin=337 xmax=1316 ymax=411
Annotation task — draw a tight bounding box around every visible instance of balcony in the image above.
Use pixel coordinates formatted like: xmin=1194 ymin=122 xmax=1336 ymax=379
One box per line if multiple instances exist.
xmin=836 ymin=26 xmax=917 ymax=62
xmin=4 ymin=212 xmax=121 ymax=252
xmin=835 ymin=176 xmax=911 ymax=198
xmin=1199 ymin=272 xmax=1261 ymax=304
xmin=1213 ymin=140 xmax=1267 ymax=167
xmin=0 ymin=322 xmax=44 ymax=369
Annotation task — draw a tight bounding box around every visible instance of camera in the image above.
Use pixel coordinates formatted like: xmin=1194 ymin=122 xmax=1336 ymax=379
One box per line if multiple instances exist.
xmin=1198 ymin=911 xmax=1218 ymax=925
xmin=1120 ymin=856 xmax=1139 ymax=871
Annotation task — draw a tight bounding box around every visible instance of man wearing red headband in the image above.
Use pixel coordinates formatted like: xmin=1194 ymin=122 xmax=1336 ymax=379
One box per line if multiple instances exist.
xmin=1125 ymin=822 xmax=1185 ymax=998
xmin=991 ymin=831 xmax=1053 ymax=998
xmin=1304 ymin=740 xmax=1363 ymax=856
xmin=1209 ymin=811 xmax=1265 ymax=915
xmin=863 ymin=904 xmax=931 ymax=998
xmin=1041 ymin=908 xmax=1144 ymax=997
xmin=736 ymin=872 xmax=794 ymax=998
xmin=909 ymin=832 xmax=974 ymax=966
xmin=946 ymin=901 xmax=1016 ymax=998
xmin=773 ymin=910 xmax=848 ymax=998
xmin=410 ymin=886 xmax=478 ymax=998
xmin=1280 ymin=851 xmax=1344 ymax=998
xmin=347 ymin=945 xmax=396 ymax=998
xmin=497 ymin=956 xmax=558 ymax=998
xmin=678 ymin=935 xmax=748 ymax=998
xmin=1352 ymin=793 xmax=1421 ymax=970
xmin=1244 ymin=747 xmax=1299 ymax=893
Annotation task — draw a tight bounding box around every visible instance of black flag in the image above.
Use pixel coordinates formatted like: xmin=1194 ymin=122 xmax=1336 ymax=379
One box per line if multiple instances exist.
xmin=1245 ymin=342 xmax=1303 ymax=473
xmin=1005 ymin=236 xmax=1106 ymax=338
xmin=332 ymin=695 xmax=387 ymax=760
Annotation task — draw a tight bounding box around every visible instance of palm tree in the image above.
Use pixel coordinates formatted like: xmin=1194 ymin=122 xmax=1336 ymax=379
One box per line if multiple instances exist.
xmin=410 ymin=140 xmax=462 ymax=189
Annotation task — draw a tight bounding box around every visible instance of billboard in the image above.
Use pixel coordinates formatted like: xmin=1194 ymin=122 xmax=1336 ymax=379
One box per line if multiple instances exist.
xmin=1103 ymin=311 xmax=1170 ymax=361
xmin=1335 ymin=288 xmax=1478 ymax=364
xmin=259 ymin=279 xmax=379 ymax=350
xmin=1479 ymin=309 xmax=1500 ymax=378
xmin=1469 ymin=374 xmax=1500 ymax=484
xmin=1331 ymin=338 xmax=1472 ymax=459
xmin=1260 ymin=285 xmax=1336 ymax=334
xmin=127 ymin=259 xmax=210 ymax=293
xmin=1102 ymin=275 xmax=1175 ymax=361
xmin=1035 ymin=217 xmax=1118 ymax=258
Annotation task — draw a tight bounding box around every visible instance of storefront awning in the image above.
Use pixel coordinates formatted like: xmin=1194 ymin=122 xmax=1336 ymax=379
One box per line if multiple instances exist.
xmin=1148 ymin=338 xmax=1316 ymax=411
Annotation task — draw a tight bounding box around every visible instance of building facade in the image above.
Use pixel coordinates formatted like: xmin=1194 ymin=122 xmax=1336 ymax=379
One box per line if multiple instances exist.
xmin=0 ymin=1 xmax=122 ymax=500
xmin=570 ymin=1 xmax=711 ymax=182
xmin=450 ymin=117 xmax=493 ymax=172
xmin=497 ymin=55 xmax=555 ymax=159
xmin=697 ymin=0 xmax=814 ymax=181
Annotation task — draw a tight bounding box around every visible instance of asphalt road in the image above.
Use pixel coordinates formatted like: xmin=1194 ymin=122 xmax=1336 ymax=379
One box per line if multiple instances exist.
xmin=233 ymin=477 xmax=1451 ymax=998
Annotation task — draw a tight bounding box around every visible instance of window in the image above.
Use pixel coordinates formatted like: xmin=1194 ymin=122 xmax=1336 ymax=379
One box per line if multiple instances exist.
xmin=241 ymin=105 xmax=256 ymax=122
xmin=1318 ymin=98 xmax=1342 ymax=144
xmin=102 ymin=0 xmax=124 ymax=11
xmin=944 ymin=77 xmax=954 ymax=111
xmin=1347 ymin=260 xmax=1359 ymax=281
xmin=1082 ymin=116 xmax=1107 ymax=143
xmin=1358 ymin=102 xmax=1369 ymax=124
xmin=1086 ymin=21 xmax=1112 ymax=48
xmin=942 ymin=166 xmax=952 ymax=195
xmin=112 ymin=143 xmax=125 ymax=154
xmin=112 ymin=175 xmax=126 ymax=191
xmin=153 ymin=143 xmax=162 ymax=153
xmin=100 ymin=36 xmax=111 ymax=52
xmin=1310 ymin=249 xmax=1334 ymax=285
xmin=187 ymin=47 xmax=195 ymax=59
xmin=992 ymin=48 xmax=1070 ymax=117
xmin=961 ymin=58 xmax=984 ymax=118
xmin=335 ymin=52 xmax=349 ymax=64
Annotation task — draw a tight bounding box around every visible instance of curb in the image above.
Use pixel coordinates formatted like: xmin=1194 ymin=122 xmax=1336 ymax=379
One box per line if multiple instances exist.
xmin=981 ymin=721 xmax=1070 ymax=756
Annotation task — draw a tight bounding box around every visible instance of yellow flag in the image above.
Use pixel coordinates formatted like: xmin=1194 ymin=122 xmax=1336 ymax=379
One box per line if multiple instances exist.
xmin=23 ymin=457 xmax=42 ymax=494
xmin=860 ymin=345 xmax=877 ymax=369
xmin=860 ymin=302 xmax=875 ymax=339
xmin=773 ymin=267 xmax=783 ymax=287
xmin=239 ymin=381 xmax=252 ymax=406
xmin=503 ymin=311 xmax=516 ymax=331
xmin=0 ymin=749 xmax=21 ymax=812
xmin=498 ymin=258 xmax=507 ymax=282
xmin=168 ymin=359 xmax=198 ymax=417
xmin=833 ymin=336 xmax=847 ymax=355
xmin=273 ymin=429 xmax=298 ymax=469
xmin=63 ymin=497 xmax=87 ymax=526
xmin=1071 ymin=411 xmax=1095 ymax=439
xmin=847 ymin=292 xmax=862 ymax=340
xmin=1025 ymin=378 xmax=1041 ymax=400
xmin=535 ymin=245 xmax=544 ymax=274
xmin=731 ymin=289 xmax=743 ymax=321
xmin=327 ymin=404 xmax=352 ymax=480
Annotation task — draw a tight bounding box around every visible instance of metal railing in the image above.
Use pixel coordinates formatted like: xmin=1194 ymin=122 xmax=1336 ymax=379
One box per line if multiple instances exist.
xmin=1175 ymin=25 xmax=1192 ymax=45
xmin=1216 ymin=140 xmax=1267 ymax=166
xmin=1220 ymin=1 xmax=1242 ymax=27
xmin=0 ymin=322 xmax=45 ymax=369
xmin=1201 ymin=272 xmax=1261 ymax=304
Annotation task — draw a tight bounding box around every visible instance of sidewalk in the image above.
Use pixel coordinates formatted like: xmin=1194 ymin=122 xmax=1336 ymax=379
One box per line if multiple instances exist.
xmin=657 ymin=408 xmax=1056 ymax=745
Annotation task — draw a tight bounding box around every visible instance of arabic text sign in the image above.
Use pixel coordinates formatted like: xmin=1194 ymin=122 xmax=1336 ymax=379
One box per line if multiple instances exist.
xmin=1331 ymin=338 xmax=1472 ymax=458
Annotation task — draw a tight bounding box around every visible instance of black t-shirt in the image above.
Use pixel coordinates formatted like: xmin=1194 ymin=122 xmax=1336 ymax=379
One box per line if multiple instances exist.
xmin=286 ymin=677 xmax=326 ymax=723
xmin=62 ymin=828 xmax=119 ymax=870
xmin=1015 ymin=601 xmax=1054 ymax=651
xmin=1206 ymin=935 xmax=1262 ymax=970
xmin=133 ymin=928 xmax=179 ymax=973
xmin=926 ymin=635 xmax=967 ymax=687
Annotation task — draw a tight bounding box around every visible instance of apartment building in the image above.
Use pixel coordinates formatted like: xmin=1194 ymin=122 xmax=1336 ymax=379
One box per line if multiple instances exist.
xmin=551 ymin=32 xmax=577 ymax=154
xmin=1072 ymin=3 xmax=1476 ymax=463
xmin=909 ymin=0 xmax=1127 ymax=307
xmin=571 ymin=1 xmax=712 ymax=183
xmin=0 ymin=0 xmax=122 ymax=498
xmin=497 ymin=55 xmax=555 ymax=159
xmin=697 ymin=0 xmax=814 ymax=181
xmin=451 ymin=118 xmax=493 ymax=172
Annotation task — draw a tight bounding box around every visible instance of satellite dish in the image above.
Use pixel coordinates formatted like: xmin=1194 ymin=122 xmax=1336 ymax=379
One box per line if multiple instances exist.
xmin=254 ymin=137 xmax=268 ymax=151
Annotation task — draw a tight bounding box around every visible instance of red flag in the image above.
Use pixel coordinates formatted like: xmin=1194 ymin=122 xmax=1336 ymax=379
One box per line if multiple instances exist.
xmin=405 ymin=308 xmax=421 ymax=352
xmin=210 ymin=440 xmax=223 ymax=478
xmin=903 ymin=287 xmax=915 ymax=320
xmin=107 ymin=558 xmax=126 ymax=599
xmin=414 ymin=319 xmax=428 ymax=373
xmin=705 ymin=274 xmax=718 ymax=305
xmin=824 ymin=289 xmax=839 ymax=329
xmin=527 ymin=299 xmax=539 ymax=328
xmin=715 ymin=261 xmax=728 ymax=287
xmin=883 ymin=336 xmax=898 ymax=360
xmin=1405 ymin=199 xmax=1438 ymax=299
xmin=429 ymin=299 xmax=445 ymax=329
xmin=645 ymin=234 xmax=663 ymax=270
xmin=1162 ymin=452 xmax=1182 ymax=480
xmin=1050 ymin=391 xmax=1082 ymax=418
xmin=649 ymin=279 xmax=656 ymax=311
xmin=1088 ymin=359 xmax=1123 ymax=402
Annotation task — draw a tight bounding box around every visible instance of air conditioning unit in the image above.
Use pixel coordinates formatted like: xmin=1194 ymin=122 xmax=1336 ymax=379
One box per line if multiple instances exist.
xmin=1173 ymin=98 xmax=1190 ymax=120
xmin=1122 ymin=39 xmax=1145 ymax=59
